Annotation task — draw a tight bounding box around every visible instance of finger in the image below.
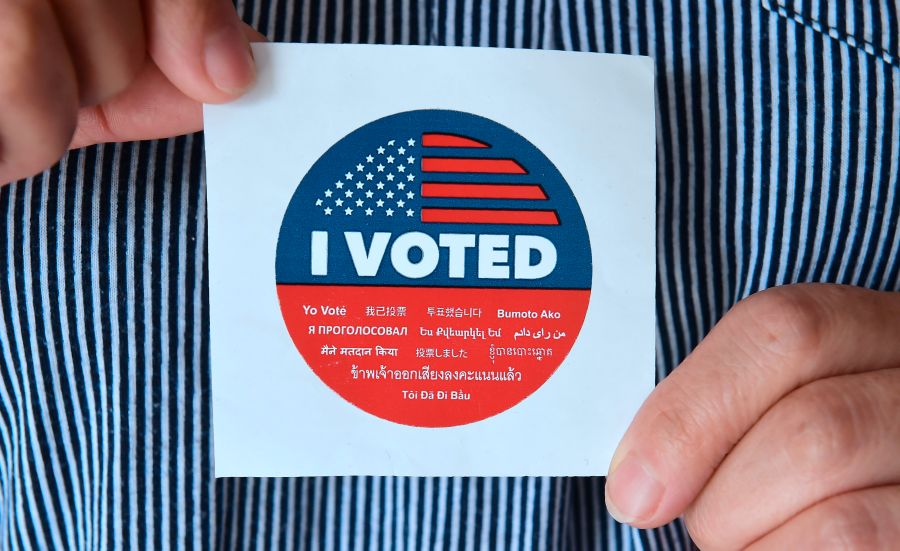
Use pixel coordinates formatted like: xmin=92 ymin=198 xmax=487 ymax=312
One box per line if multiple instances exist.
xmin=0 ymin=0 xmax=78 ymax=185
xmin=747 ymin=485 xmax=900 ymax=550
xmin=142 ymin=0 xmax=258 ymax=103
xmin=71 ymin=59 xmax=200 ymax=149
xmin=71 ymin=24 xmax=266 ymax=148
xmin=684 ymin=368 xmax=900 ymax=550
xmin=604 ymin=284 xmax=900 ymax=527
xmin=47 ymin=0 xmax=145 ymax=106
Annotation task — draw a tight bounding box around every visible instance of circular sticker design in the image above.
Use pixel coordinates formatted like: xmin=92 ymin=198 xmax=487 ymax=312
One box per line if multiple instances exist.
xmin=276 ymin=110 xmax=592 ymax=427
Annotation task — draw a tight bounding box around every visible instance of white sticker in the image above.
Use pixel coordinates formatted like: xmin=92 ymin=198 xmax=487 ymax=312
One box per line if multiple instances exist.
xmin=204 ymin=43 xmax=656 ymax=477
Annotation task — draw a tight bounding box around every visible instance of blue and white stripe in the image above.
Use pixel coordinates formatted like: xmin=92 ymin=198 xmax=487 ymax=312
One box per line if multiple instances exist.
xmin=1 ymin=0 xmax=899 ymax=548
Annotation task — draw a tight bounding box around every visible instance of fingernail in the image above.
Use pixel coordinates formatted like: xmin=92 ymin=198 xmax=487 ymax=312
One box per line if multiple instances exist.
xmin=605 ymin=451 xmax=663 ymax=524
xmin=205 ymin=23 xmax=256 ymax=96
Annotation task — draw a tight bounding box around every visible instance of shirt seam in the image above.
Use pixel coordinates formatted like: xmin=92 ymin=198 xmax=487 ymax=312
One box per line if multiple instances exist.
xmin=761 ymin=0 xmax=899 ymax=69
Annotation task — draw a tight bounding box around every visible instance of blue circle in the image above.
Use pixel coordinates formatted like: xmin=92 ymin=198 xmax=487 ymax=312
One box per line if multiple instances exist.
xmin=276 ymin=110 xmax=591 ymax=290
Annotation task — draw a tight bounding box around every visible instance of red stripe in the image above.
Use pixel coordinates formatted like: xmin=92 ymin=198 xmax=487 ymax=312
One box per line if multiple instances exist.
xmin=422 ymin=134 xmax=490 ymax=148
xmin=421 ymin=183 xmax=547 ymax=200
xmin=421 ymin=158 xmax=527 ymax=174
xmin=421 ymin=208 xmax=559 ymax=225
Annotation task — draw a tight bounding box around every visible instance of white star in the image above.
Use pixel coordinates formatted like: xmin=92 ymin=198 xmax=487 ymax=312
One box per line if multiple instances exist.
xmin=376 ymin=182 xmax=385 ymax=190
xmin=397 ymin=199 xmax=405 ymax=208
xmin=324 ymin=189 xmax=333 ymax=197
xmin=345 ymin=207 xmax=353 ymax=215
xmin=366 ymin=155 xmax=374 ymax=163
xmin=355 ymin=199 xmax=364 ymax=207
xmin=388 ymin=139 xmax=395 ymax=146
xmin=315 ymin=199 xmax=323 ymax=206
xmin=387 ymin=155 xmax=395 ymax=164
xmin=406 ymin=191 xmax=414 ymax=199
xmin=356 ymin=182 xmax=364 ymax=189
xmin=365 ymin=208 xmax=373 ymax=216
xmin=386 ymin=191 xmax=394 ymax=199
xmin=397 ymin=182 xmax=406 ymax=190
xmin=398 ymin=146 xmax=406 ymax=155
xmin=406 ymin=209 xmax=414 ymax=217
xmin=377 ymin=146 xmax=385 ymax=154
xmin=407 ymin=138 xmax=415 ymax=146
xmin=407 ymin=174 xmax=415 ymax=182
xmin=345 ymin=172 xmax=353 ymax=180
xmin=397 ymin=165 xmax=406 ymax=173
xmin=335 ymin=198 xmax=344 ymax=206
xmin=376 ymin=199 xmax=384 ymax=207
xmin=356 ymin=164 xmax=364 ymax=172
xmin=386 ymin=208 xmax=394 ymax=216
xmin=335 ymin=180 xmax=343 ymax=187
xmin=335 ymin=181 xmax=344 ymax=189
xmin=324 ymin=207 xmax=332 ymax=215
xmin=365 ymin=190 xmax=374 ymax=198
xmin=386 ymin=174 xmax=395 ymax=182
xmin=407 ymin=156 xmax=415 ymax=164
xmin=345 ymin=190 xmax=353 ymax=197
xmin=366 ymin=173 xmax=374 ymax=181
xmin=376 ymin=164 xmax=385 ymax=172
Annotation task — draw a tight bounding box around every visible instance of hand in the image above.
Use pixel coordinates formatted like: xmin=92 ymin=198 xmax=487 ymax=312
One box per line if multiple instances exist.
xmin=605 ymin=284 xmax=900 ymax=549
xmin=0 ymin=0 xmax=262 ymax=184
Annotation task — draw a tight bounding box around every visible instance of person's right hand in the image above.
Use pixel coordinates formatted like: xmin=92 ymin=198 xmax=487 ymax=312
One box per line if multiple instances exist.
xmin=0 ymin=0 xmax=261 ymax=184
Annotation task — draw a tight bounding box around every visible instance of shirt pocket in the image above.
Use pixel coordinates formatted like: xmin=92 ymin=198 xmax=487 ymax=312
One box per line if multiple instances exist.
xmin=761 ymin=0 xmax=900 ymax=68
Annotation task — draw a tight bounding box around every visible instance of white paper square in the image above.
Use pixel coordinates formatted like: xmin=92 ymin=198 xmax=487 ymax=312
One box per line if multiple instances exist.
xmin=204 ymin=43 xmax=655 ymax=477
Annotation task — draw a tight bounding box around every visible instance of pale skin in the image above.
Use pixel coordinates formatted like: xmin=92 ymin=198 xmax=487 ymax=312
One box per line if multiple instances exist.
xmin=0 ymin=0 xmax=262 ymax=185
xmin=2 ymin=5 xmax=899 ymax=549
xmin=605 ymin=284 xmax=900 ymax=549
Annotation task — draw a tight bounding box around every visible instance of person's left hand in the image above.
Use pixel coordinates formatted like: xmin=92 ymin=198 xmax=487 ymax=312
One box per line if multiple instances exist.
xmin=605 ymin=284 xmax=900 ymax=549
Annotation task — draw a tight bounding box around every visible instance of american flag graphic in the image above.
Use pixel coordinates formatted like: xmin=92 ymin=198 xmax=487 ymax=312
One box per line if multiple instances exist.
xmin=278 ymin=110 xmax=592 ymax=428
xmin=313 ymin=133 xmax=559 ymax=225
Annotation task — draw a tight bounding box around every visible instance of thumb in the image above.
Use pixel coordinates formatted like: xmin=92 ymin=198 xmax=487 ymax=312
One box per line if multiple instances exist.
xmin=72 ymin=23 xmax=266 ymax=148
xmin=141 ymin=0 xmax=258 ymax=103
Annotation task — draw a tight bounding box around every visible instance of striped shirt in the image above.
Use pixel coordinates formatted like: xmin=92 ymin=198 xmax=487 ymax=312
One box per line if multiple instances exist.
xmin=1 ymin=0 xmax=898 ymax=549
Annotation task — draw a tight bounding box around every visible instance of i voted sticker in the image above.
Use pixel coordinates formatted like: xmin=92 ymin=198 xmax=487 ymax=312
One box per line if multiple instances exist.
xmin=276 ymin=110 xmax=592 ymax=427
